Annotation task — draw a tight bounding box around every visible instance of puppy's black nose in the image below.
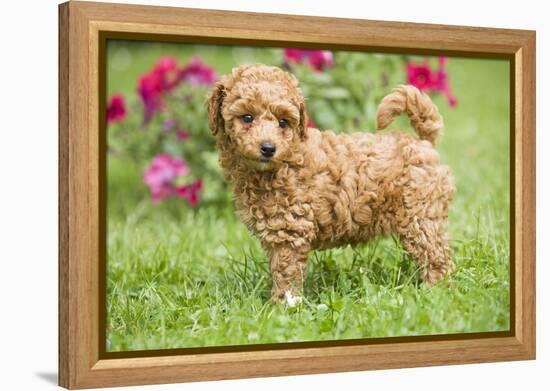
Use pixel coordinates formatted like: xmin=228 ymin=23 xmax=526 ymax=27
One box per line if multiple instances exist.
xmin=260 ymin=142 xmax=276 ymax=158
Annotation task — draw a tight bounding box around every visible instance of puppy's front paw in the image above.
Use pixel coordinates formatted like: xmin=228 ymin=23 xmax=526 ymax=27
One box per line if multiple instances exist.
xmin=271 ymin=290 xmax=303 ymax=308
xmin=283 ymin=291 xmax=303 ymax=307
xmin=271 ymin=287 xmax=303 ymax=307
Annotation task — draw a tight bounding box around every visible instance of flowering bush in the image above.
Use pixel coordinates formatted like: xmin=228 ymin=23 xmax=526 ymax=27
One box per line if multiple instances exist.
xmin=283 ymin=49 xmax=334 ymax=71
xmin=107 ymin=49 xmax=457 ymax=208
xmin=138 ymin=57 xmax=218 ymax=123
xmin=406 ymin=57 xmax=457 ymax=107
xmin=285 ymin=51 xmax=405 ymax=132
xmin=108 ymin=55 xmax=223 ymax=207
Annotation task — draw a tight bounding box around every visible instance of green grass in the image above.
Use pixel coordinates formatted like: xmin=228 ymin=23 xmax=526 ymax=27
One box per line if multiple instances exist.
xmin=106 ymin=44 xmax=510 ymax=351
xmin=107 ymin=206 xmax=509 ymax=350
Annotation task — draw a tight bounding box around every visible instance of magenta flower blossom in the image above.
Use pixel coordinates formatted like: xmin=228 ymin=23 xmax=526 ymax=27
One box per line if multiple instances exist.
xmin=106 ymin=94 xmax=126 ymax=124
xmin=406 ymin=63 xmax=433 ymax=90
xmin=179 ymin=56 xmax=218 ymax=86
xmin=176 ymin=179 xmax=203 ymax=207
xmin=307 ymin=50 xmax=334 ymax=71
xmin=138 ymin=56 xmax=217 ymax=123
xmin=138 ymin=58 xmax=179 ymax=123
xmin=176 ymin=129 xmax=190 ymax=141
xmin=284 ymin=48 xmax=334 ymax=71
xmin=284 ymin=48 xmax=307 ymax=63
xmin=143 ymin=154 xmax=202 ymax=206
xmin=406 ymin=57 xmax=457 ymax=107
xmin=143 ymin=154 xmax=189 ymax=203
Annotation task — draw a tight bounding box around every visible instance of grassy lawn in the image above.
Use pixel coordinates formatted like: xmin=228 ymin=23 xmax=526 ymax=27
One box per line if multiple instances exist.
xmin=106 ymin=43 xmax=510 ymax=351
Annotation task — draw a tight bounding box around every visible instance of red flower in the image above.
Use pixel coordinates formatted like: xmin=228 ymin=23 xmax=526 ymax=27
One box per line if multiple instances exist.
xmin=284 ymin=48 xmax=306 ymax=64
xmin=176 ymin=179 xmax=203 ymax=207
xmin=106 ymin=94 xmax=126 ymax=124
xmin=176 ymin=129 xmax=190 ymax=141
xmin=284 ymin=48 xmax=334 ymax=71
xmin=406 ymin=62 xmax=433 ymax=90
xmin=307 ymin=50 xmax=334 ymax=71
xmin=406 ymin=57 xmax=457 ymax=107
xmin=138 ymin=58 xmax=175 ymax=123
xmin=154 ymin=57 xmax=182 ymax=90
xmin=179 ymin=56 xmax=218 ymax=86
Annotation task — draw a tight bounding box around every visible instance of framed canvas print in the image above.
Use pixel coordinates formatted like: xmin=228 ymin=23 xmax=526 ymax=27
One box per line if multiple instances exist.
xmin=58 ymin=1 xmax=536 ymax=389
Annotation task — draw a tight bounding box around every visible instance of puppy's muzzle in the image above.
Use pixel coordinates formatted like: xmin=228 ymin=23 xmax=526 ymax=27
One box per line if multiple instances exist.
xmin=260 ymin=142 xmax=276 ymax=160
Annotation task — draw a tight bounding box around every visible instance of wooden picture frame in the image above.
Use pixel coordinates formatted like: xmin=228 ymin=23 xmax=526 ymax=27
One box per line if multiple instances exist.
xmin=58 ymin=1 xmax=536 ymax=388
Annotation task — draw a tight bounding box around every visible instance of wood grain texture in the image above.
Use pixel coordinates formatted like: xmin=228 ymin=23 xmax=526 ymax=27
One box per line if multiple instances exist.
xmin=58 ymin=3 xmax=70 ymax=387
xmin=58 ymin=1 xmax=536 ymax=388
xmin=518 ymin=33 xmax=536 ymax=355
xmin=71 ymin=1 xmax=529 ymax=54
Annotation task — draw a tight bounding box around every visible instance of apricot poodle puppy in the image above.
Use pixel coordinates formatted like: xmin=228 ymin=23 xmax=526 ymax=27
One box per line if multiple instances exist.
xmin=207 ymin=64 xmax=455 ymax=305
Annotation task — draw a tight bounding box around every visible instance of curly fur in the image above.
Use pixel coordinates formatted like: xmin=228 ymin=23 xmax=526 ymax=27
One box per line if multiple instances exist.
xmin=207 ymin=64 xmax=455 ymax=304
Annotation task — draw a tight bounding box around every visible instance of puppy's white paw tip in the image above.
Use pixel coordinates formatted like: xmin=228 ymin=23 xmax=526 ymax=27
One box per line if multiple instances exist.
xmin=284 ymin=291 xmax=303 ymax=307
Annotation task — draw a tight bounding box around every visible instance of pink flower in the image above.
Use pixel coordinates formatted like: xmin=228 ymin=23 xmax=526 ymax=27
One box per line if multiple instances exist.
xmin=308 ymin=50 xmax=334 ymax=71
xmin=143 ymin=154 xmax=189 ymax=203
xmin=176 ymin=129 xmax=190 ymax=141
xmin=406 ymin=62 xmax=433 ymax=90
xmin=284 ymin=48 xmax=334 ymax=71
xmin=406 ymin=57 xmax=457 ymax=107
xmin=154 ymin=57 xmax=181 ymax=89
xmin=179 ymin=56 xmax=218 ymax=86
xmin=176 ymin=179 xmax=203 ymax=207
xmin=106 ymin=94 xmax=126 ymax=124
xmin=143 ymin=154 xmax=202 ymax=206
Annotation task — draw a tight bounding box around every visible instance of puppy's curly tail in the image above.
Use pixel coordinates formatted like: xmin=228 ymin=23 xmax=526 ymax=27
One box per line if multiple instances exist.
xmin=376 ymin=85 xmax=443 ymax=145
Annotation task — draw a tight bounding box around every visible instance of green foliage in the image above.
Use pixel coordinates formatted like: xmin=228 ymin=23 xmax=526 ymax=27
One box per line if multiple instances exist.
xmin=295 ymin=52 xmax=404 ymax=131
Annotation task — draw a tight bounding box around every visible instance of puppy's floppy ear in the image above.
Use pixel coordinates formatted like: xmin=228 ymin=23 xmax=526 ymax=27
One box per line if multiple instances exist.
xmin=298 ymin=101 xmax=308 ymax=140
xmin=206 ymin=80 xmax=226 ymax=135
xmin=288 ymin=71 xmax=308 ymax=140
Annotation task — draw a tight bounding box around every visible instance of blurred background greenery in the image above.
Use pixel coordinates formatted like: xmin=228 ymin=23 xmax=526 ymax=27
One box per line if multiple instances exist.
xmin=106 ymin=40 xmax=510 ymax=352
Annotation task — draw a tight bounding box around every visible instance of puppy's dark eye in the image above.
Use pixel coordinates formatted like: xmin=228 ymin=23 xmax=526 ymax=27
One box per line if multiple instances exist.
xmin=241 ymin=114 xmax=254 ymax=123
xmin=278 ymin=119 xmax=288 ymax=128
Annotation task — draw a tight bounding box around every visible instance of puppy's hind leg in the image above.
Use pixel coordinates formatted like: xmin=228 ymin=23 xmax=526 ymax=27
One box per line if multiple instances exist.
xmin=398 ymin=218 xmax=455 ymax=286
